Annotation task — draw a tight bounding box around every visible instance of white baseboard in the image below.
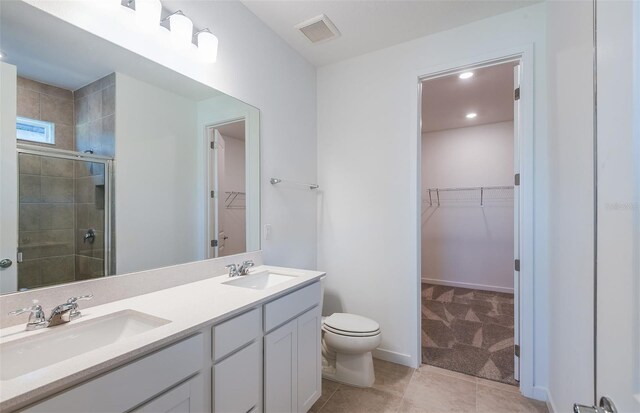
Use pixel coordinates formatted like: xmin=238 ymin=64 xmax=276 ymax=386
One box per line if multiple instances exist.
xmin=421 ymin=277 xmax=514 ymax=294
xmin=372 ymin=348 xmax=414 ymax=368
xmin=540 ymin=387 xmax=557 ymax=413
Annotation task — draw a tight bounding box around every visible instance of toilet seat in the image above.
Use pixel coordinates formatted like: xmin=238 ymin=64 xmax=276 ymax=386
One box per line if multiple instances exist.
xmin=322 ymin=313 xmax=380 ymax=337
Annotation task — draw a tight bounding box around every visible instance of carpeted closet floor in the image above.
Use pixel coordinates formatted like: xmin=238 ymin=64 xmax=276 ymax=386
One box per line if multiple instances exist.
xmin=421 ymin=283 xmax=517 ymax=386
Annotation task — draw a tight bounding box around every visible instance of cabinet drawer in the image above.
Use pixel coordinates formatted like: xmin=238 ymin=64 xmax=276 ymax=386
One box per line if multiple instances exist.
xmin=213 ymin=307 xmax=261 ymax=361
xmin=22 ymin=334 xmax=204 ymax=413
xmin=213 ymin=340 xmax=261 ymax=413
xmin=264 ymin=282 xmax=321 ymax=333
xmin=132 ymin=373 xmax=204 ymax=413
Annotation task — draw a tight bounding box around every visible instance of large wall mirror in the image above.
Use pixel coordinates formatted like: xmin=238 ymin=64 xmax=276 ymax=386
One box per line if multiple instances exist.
xmin=0 ymin=1 xmax=260 ymax=294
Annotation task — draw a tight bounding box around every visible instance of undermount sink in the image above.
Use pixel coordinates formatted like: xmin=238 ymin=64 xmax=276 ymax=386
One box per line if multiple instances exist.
xmin=222 ymin=270 xmax=296 ymax=290
xmin=0 ymin=310 xmax=170 ymax=381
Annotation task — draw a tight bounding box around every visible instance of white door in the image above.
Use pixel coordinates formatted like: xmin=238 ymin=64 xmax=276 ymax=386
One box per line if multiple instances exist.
xmin=0 ymin=62 xmax=18 ymax=294
xmin=209 ymin=129 xmax=225 ymax=258
xmin=264 ymin=319 xmax=298 ymax=413
xmin=592 ymin=1 xmax=640 ymax=412
xmin=512 ymin=63 xmax=521 ymax=382
xmin=297 ymin=306 xmax=322 ymax=412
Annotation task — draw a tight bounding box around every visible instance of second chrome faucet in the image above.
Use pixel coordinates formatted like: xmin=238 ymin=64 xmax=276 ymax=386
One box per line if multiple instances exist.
xmin=225 ymin=260 xmax=255 ymax=277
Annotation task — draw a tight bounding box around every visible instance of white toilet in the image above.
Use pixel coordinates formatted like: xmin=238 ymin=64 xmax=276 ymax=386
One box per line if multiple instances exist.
xmin=320 ymin=278 xmax=382 ymax=387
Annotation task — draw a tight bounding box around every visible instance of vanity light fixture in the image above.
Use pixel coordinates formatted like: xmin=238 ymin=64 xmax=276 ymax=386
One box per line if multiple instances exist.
xmin=195 ymin=29 xmax=219 ymax=62
xmin=132 ymin=0 xmax=162 ymax=31
xmin=466 ymin=113 xmax=478 ymax=119
xmin=459 ymin=72 xmax=474 ymax=79
xmin=163 ymin=10 xmax=194 ymax=48
xmin=121 ymin=0 xmax=217 ymax=63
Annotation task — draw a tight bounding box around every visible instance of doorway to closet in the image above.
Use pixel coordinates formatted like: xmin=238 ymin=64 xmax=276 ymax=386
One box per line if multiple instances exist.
xmin=420 ymin=60 xmax=521 ymax=386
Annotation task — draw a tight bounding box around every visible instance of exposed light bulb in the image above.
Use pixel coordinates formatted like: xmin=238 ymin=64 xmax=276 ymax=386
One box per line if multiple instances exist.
xmin=466 ymin=113 xmax=477 ymax=119
xmin=196 ymin=30 xmax=218 ymax=63
xmin=459 ymin=72 xmax=474 ymax=79
xmin=135 ymin=0 xmax=162 ymax=32
xmin=168 ymin=12 xmax=193 ymax=48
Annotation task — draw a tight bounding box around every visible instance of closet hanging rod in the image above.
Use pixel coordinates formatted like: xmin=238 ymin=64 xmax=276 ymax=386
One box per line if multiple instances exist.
xmin=270 ymin=178 xmax=319 ymax=190
xmin=425 ymin=185 xmax=514 ymax=207
xmin=425 ymin=185 xmax=513 ymax=192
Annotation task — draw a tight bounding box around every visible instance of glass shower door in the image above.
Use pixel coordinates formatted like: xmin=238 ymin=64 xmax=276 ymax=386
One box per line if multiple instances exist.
xmin=17 ymin=149 xmax=111 ymax=290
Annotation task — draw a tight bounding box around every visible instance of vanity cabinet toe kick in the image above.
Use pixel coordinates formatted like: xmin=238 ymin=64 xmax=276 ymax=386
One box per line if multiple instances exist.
xmin=17 ymin=280 xmax=322 ymax=413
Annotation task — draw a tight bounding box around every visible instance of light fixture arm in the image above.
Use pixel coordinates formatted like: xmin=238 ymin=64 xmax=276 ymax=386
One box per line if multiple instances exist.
xmin=161 ymin=9 xmax=186 ymax=23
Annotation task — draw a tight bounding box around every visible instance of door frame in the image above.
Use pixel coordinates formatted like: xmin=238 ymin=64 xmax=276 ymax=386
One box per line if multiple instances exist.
xmin=415 ymin=44 xmax=536 ymax=397
xmin=204 ymin=118 xmax=246 ymax=259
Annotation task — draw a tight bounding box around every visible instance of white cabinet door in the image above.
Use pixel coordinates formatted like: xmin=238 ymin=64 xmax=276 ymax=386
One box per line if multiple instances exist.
xmin=264 ymin=318 xmax=297 ymax=413
xmin=296 ymin=307 xmax=322 ymax=413
xmin=213 ymin=340 xmax=261 ymax=413
xmin=133 ymin=374 xmax=204 ymax=413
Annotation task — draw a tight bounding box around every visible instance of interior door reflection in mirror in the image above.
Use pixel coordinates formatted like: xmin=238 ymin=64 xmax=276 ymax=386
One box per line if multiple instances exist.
xmin=0 ymin=1 xmax=260 ymax=294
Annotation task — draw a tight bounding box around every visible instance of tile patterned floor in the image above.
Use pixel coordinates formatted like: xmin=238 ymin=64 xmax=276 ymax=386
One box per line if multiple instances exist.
xmin=421 ymin=283 xmax=517 ymax=385
xmin=310 ymin=359 xmax=548 ymax=413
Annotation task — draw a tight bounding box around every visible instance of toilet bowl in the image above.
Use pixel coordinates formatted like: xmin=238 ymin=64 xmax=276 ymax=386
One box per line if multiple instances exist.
xmin=321 ymin=312 xmax=381 ymax=387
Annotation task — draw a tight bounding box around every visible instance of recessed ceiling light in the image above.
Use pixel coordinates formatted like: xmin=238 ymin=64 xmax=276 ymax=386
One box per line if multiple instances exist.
xmin=466 ymin=113 xmax=477 ymax=119
xmin=459 ymin=72 xmax=474 ymax=79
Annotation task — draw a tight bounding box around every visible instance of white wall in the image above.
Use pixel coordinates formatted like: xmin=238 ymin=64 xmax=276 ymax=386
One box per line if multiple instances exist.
xmin=26 ymin=0 xmax=318 ymax=270
xmin=317 ymin=3 xmax=548 ymax=397
xmin=115 ymin=73 xmax=199 ymax=274
xmin=421 ymin=121 xmax=514 ymax=292
xmin=545 ymin=1 xmax=595 ymax=411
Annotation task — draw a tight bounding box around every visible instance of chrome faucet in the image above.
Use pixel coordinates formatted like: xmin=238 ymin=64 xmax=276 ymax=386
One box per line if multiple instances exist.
xmin=225 ymin=260 xmax=254 ymax=277
xmin=225 ymin=264 xmax=240 ymax=277
xmin=9 ymin=294 xmax=93 ymax=330
xmin=238 ymin=260 xmax=255 ymax=275
xmin=8 ymin=301 xmax=47 ymax=330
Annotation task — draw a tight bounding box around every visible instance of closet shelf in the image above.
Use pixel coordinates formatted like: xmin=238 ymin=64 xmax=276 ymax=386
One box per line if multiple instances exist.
xmin=224 ymin=191 xmax=245 ymax=209
xmin=424 ymin=185 xmax=514 ymax=207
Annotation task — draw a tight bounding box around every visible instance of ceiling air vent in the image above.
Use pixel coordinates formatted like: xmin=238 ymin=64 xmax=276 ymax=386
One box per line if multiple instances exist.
xmin=295 ymin=14 xmax=341 ymax=44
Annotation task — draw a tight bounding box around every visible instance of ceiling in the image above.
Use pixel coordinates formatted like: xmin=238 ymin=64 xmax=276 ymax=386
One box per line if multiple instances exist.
xmin=421 ymin=61 xmax=516 ymax=133
xmin=241 ymin=0 xmax=540 ymax=67
xmin=217 ymin=120 xmax=246 ymax=140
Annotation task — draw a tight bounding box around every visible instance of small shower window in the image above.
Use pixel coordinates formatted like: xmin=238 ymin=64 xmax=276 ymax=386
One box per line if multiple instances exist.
xmin=16 ymin=117 xmax=55 ymax=144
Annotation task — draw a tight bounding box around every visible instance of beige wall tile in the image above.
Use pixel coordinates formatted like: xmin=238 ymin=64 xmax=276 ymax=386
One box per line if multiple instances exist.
xmin=17 ymin=260 xmax=42 ymax=290
xmin=41 ymin=255 xmax=75 ymax=285
xmin=41 ymin=157 xmax=74 ymax=178
xmin=87 ymin=91 xmax=103 ymax=121
xmin=19 ymin=175 xmax=41 ymax=203
xmin=17 ymin=87 xmax=40 ymax=119
xmin=40 ymin=94 xmax=73 ymax=125
xmin=19 ymin=204 xmax=41 ymax=231
xmin=55 ymin=124 xmax=75 ymax=151
xmin=40 ymin=204 xmax=75 ymax=230
xmin=19 ymin=154 xmax=41 ymax=174
xmin=41 ymin=177 xmax=74 ymax=203
xmin=102 ymin=85 xmax=115 ymax=117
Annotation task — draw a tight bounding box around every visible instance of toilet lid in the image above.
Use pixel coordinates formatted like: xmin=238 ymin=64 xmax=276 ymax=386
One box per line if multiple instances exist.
xmin=323 ymin=313 xmax=380 ymax=334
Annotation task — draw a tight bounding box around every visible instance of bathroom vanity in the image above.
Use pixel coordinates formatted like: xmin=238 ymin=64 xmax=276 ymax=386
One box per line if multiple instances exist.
xmin=0 ymin=266 xmax=324 ymax=413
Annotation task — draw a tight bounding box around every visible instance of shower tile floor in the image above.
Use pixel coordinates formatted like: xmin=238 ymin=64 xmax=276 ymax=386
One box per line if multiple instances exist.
xmin=421 ymin=283 xmax=517 ymax=385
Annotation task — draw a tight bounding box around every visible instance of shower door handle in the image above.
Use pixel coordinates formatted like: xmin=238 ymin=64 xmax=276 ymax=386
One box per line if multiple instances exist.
xmin=0 ymin=258 xmax=12 ymax=268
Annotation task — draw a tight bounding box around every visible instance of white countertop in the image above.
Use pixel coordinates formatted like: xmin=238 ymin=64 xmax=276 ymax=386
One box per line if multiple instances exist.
xmin=0 ymin=265 xmax=325 ymax=412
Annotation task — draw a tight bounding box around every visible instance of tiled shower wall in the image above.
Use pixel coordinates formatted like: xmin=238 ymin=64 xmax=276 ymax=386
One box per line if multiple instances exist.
xmin=15 ymin=75 xmax=115 ymax=289
xmin=18 ymin=154 xmax=77 ymax=289
xmin=74 ymin=74 xmax=115 ymax=279
xmin=17 ymin=77 xmax=75 ymax=150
